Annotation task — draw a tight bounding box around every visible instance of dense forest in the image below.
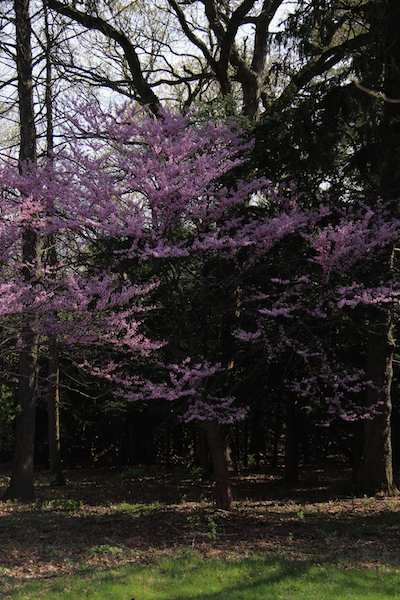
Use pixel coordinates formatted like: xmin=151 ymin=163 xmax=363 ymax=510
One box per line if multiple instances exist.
xmin=1 ymin=1 xmax=400 ymax=597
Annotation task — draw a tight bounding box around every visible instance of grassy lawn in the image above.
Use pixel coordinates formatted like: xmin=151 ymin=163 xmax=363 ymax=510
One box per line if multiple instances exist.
xmin=6 ymin=554 xmax=400 ymax=600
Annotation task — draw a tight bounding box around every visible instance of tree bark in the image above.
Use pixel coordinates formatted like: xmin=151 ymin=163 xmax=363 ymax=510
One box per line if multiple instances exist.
xmin=358 ymin=0 xmax=400 ymax=496
xmin=47 ymin=339 xmax=65 ymax=486
xmin=358 ymin=308 xmax=397 ymax=494
xmin=203 ymin=422 xmax=233 ymax=510
xmin=194 ymin=425 xmax=212 ymax=475
xmin=5 ymin=0 xmax=40 ymax=502
xmin=284 ymin=399 xmax=299 ymax=484
xmin=43 ymin=0 xmax=65 ymax=487
xmin=271 ymin=412 xmax=282 ymax=470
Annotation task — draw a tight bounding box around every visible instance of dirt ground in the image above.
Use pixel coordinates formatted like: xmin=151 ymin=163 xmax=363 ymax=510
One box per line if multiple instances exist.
xmin=1 ymin=465 xmax=400 ymax=593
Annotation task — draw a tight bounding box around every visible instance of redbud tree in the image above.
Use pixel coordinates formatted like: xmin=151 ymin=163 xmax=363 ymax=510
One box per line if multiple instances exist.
xmin=2 ymin=102 xmax=398 ymax=506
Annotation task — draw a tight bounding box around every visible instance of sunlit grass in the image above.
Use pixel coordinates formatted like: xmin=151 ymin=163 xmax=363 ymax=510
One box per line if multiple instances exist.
xmin=111 ymin=501 xmax=162 ymax=515
xmin=7 ymin=552 xmax=400 ymax=599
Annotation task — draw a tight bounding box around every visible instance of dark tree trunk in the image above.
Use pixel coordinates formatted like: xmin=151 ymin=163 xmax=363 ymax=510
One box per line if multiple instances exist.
xmin=43 ymin=1 xmax=65 ymax=487
xmin=358 ymin=0 xmax=400 ymax=496
xmin=204 ymin=422 xmax=233 ymax=510
xmin=5 ymin=330 xmax=38 ymax=501
xmin=243 ymin=422 xmax=249 ymax=469
xmin=392 ymin=406 xmax=400 ymax=472
xmin=351 ymin=422 xmax=364 ymax=483
xmin=271 ymin=411 xmax=282 ymax=469
xmin=229 ymin=425 xmax=240 ymax=476
xmin=199 ymin=259 xmax=237 ymax=509
xmin=358 ymin=309 xmax=398 ymax=495
xmin=249 ymin=407 xmax=265 ymax=470
xmin=194 ymin=425 xmax=212 ymax=475
xmin=5 ymin=0 xmax=40 ymax=502
xmin=284 ymin=400 xmax=299 ymax=484
xmin=47 ymin=340 xmax=65 ymax=486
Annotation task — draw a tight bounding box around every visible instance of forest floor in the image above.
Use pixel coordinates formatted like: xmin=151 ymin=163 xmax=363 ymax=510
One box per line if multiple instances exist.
xmin=1 ymin=465 xmax=400 ymax=596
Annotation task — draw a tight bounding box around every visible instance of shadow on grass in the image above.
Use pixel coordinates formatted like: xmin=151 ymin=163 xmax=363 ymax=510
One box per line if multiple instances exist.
xmin=8 ymin=555 xmax=400 ymax=600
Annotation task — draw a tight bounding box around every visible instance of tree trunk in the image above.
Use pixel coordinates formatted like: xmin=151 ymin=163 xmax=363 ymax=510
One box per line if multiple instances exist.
xmin=358 ymin=0 xmax=400 ymax=496
xmin=284 ymin=400 xmax=299 ymax=484
xmin=203 ymin=422 xmax=233 ymax=510
xmin=243 ymin=422 xmax=249 ymax=469
xmin=47 ymin=340 xmax=65 ymax=486
xmin=5 ymin=328 xmax=38 ymax=501
xmin=194 ymin=425 xmax=212 ymax=475
xmin=358 ymin=310 xmax=398 ymax=495
xmin=5 ymin=0 xmax=39 ymax=502
xmin=229 ymin=425 xmax=240 ymax=476
xmin=351 ymin=422 xmax=364 ymax=483
xmin=249 ymin=407 xmax=264 ymax=470
xmin=43 ymin=0 xmax=65 ymax=487
xmin=271 ymin=411 xmax=282 ymax=469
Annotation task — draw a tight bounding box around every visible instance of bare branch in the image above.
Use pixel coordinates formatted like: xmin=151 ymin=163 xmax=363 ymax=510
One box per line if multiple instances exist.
xmin=47 ymin=0 xmax=162 ymax=114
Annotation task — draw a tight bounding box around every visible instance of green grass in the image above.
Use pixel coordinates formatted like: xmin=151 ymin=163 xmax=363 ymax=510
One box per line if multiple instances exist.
xmin=6 ymin=553 xmax=400 ymax=600
xmin=39 ymin=499 xmax=83 ymax=512
xmin=110 ymin=501 xmax=162 ymax=515
xmin=87 ymin=544 xmax=126 ymax=558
